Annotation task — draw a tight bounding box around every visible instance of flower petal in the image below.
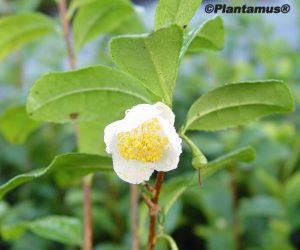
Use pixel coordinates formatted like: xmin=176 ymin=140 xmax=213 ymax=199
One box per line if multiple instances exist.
xmin=154 ymin=102 xmax=175 ymax=124
xmin=112 ymin=151 xmax=154 ymax=184
xmin=104 ymin=120 xmax=123 ymax=153
xmin=153 ymin=117 xmax=182 ymax=172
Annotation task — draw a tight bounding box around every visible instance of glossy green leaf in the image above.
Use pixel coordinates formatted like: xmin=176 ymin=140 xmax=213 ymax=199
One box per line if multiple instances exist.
xmin=156 ymin=234 xmax=179 ymax=250
xmin=0 ymin=153 xmax=112 ymax=198
xmin=160 ymin=147 xmax=255 ymax=216
xmin=0 ymin=106 xmax=39 ymax=144
xmin=0 ymin=13 xmax=54 ymax=60
xmin=184 ymin=80 xmax=294 ymax=132
xmin=28 ymin=216 xmax=82 ymax=245
xmin=155 ymin=0 xmax=202 ymax=30
xmin=67 ymin=0 xmax=97 ymax=18
xmin=201 ymin=146 xmax=255 ymax=177
xmin=180 ymin=16 xmax=224 ymax=58
xmin=110 ymin=25 xmax=183 ymax=105
xmin=27 ymin=66 xmax=155 ymax=123
xmin=78 ymin=121 xmax=107 ymax=156
xmin=73 ymin=0 xmax=133 ymax=51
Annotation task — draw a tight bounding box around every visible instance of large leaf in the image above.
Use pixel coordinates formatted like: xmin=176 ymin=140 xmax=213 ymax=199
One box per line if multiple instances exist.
xmin=180 ymin=16 xmax=224 ymax=58
xmin=28 ymin=216 xmax=82 ymax=245
xmin=78 ymin=121 xmax=107 ymax=155
xmin=1 ymin=216 xmax=81 ymax=246
xmin=73 ymin=0 xmax=133 ymax=51
xmin=0 ymin=153 xmax=112 ymax=198
xmin=0 ymin=106 xmax=39 ymax=144
xmin=110 ymin=25 xmax=183 ymax=105
xmin=0 ymin=13 xmax=54 ymax=60
xmin=155 ymin=0 xmax=202 ymax=30
xmin=27 ymin=66 xmax=155 ymax=123
xmin=184 ymin=80 xmax=294 ymax=132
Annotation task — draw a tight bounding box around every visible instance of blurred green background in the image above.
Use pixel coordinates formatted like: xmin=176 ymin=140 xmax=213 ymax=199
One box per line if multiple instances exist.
xmin=0 ymin=0 xmax=299 ymax=249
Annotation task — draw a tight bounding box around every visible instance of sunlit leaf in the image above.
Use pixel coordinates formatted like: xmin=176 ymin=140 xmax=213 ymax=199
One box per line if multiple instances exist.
xmin=0 ymin=106 xmax=39 ymax=144
xmin=0 ymin=13 xmax=55 ymax=60
xmin=155 ymin=0 xmax=202 ymax=30
xmin=27 ymin=66 xmax=155 ymax=123
xmin=0 ymin=153 xmax=112 ymax=198
xmin=180 ymin=16 xmax=224 ymax=58
xmin=73 ymin=0 xmax=133 ymax=51
xmin=110 ymin=25 xmax=183 ymax=105
xmin=184 ymin=80 xmax=294 ymax=132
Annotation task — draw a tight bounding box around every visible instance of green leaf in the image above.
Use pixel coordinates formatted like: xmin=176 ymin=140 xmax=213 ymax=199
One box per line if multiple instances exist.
xmin=0 ymin=153 xmax=112 ymax=198
xmin=240 ymin=196 xmax=285 ymax=218
xmin=28 ymin=216 xmax=82 ymax=246
xmin=155 ymin=0 xmax=202 ymax=30
xmin=255 ymin=169 xmax=282 ymax=198
xmin=184 ymin=80 xmax=294 ymax=132
xmin=73 ymin=0 xmax=134 ymax=51
xmin=156 ymin=234 xmax=179 ymax=250
xmin=0 ymin=13 xmax=55 ymax=60
xmin=181 ymin=134 xmax=207 ymax=169
xmin=78 ymin=121 xmax=107 ymax=155
xmin=180 ymin=16 xmax=224 ymax=58
xmin=201 ymin=146 xmax=255 ymax=177
xmin=27 ymin=66 xmax=155 ymax=124
xmin=110 ymin=25 xmax=183 ymax=105
xmin=67 ymin=0 xmax=98 ymax=18
xmin=0 ymin=106 xmax=39 ymax=144
xmin=1 ymin=223 xmax=26 ymax=241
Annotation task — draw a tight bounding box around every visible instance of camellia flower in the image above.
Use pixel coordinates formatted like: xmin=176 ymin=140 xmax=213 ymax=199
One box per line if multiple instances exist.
xmin=104 ymin=102 xmax=182 ymax=184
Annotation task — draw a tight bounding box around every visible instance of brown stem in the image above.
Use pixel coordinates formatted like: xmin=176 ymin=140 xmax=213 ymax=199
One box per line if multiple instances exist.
xmin=57 ymin=0 xmax=76 ymax=70
xmin=146 ymin=172 xmax=165 ymax=250
xmin=229 ymin=165 xmax=241 ymax=250
xmin=57 ymin=1 xmax=92 ymax=250
xmin=83 ymin=177 xmax=93 ymax=250
xmin=130 ymin=184 xmax=140 ymax=250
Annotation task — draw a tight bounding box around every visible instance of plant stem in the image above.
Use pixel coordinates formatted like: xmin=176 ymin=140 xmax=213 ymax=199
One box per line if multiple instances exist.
xmin=57 ymin=0 xmax=76 ymax=70
xmin=57 ymin=1 xmax=92 ymax=250
xmin=229 ymin=165 xmax=241 ymax=250
xmin=83 ymin=176 xmax=93 ymax=250
xmin=146 ymin=172 xmax=165 ymax=250
xmin=130 ymin=184 xmax=140 ymax=250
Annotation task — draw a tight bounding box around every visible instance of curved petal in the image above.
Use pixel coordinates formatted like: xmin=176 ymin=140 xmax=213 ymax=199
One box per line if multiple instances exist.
xmin=153 ymin=117 xmax=182 ymax=172
xmin=155 ymin=102 xmax=175 ymax=124
xmin=104 ymin=120 xmax=123 ymax=153
xmin=112 ymin=151 xmax=155 ymax=184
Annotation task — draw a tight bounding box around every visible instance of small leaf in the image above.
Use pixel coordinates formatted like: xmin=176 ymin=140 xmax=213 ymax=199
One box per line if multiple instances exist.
xmin=0 ymin=13 xmax=55 ymax=60
xmin=180 ymin=16 xmax=224 ymax=58
xmin=156 ymin=234 xmax=179 ymax=250
xmin=0 ymin=106 xmax=39 ymax=144
xmin=67 ymin=0 xmax=98 ymax=18
xmin=27 ymin=66 xmax=155 ymax=123
xmin=110 ymin=25 xmax=183 ymax=105
xmin=28 ymin=216 xmax=82 ymax=246
xmin=184 ymin=80 xmax=294 ymax=132
xmin=255 ymin=169 xmax=282 ymax=198
xmin=181 ymin=134 xmax=207 ymax=169
xmin=155 ymin=0 xmax=202 ymax=30
xmin=0 ymin=153 xmax=112 ymax=198
xmin=73 ymin=0 xmax=134 ymax=51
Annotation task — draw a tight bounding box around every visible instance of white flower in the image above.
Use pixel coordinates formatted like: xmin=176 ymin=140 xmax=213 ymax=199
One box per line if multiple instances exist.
xmin=104 ymin=102 xmax=182 ymax=184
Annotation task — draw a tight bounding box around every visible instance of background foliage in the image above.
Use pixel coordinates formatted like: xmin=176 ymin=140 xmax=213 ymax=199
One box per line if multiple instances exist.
xmin=0 ymin=0 xmax=299 ymax=249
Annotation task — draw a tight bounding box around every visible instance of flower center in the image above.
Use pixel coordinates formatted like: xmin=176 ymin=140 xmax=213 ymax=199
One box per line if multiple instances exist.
xmin=117 ymin=118 xmax=169 ymax=163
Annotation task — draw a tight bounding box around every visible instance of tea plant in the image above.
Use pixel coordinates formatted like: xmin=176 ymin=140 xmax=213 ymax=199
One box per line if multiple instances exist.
xmin=0 ymin=0 xmax=295 ymax=249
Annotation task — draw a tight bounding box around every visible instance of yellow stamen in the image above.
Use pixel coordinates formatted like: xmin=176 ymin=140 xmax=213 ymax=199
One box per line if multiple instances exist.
xmin=117 ymin=118 xmax=169 ymax=163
